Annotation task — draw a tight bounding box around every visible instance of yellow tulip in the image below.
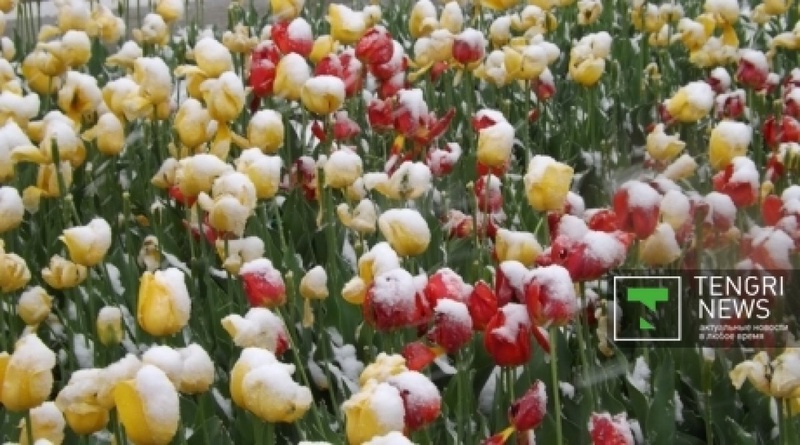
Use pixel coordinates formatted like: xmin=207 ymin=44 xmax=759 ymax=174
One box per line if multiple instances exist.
xmin=378 ymin=209 xmax=431 ymax=257
xmin=132 ymin=13 xmax=169 ymax=46
xmin=56 ymin=71 xmax=101 ymax=122
xmin=175 ymin=154 xmax=233 ymax=198
xmin=764 ymin=0 xmax=793 ymax=15
xmin=102 ymin=77 xmax=139 ymax=119
xmin=770 ymin=349 xmax=800 ymax=398
xmin=91 ymin=5 xmax=125 ymax=45
xmin=242 ymin=362 xmax=313 ymax=423
xmin=480 ymin=0 xmax=518 ymax=11
xmin=114 ymin=365 xmax=179 ymax=445
xmin=222 ymin=24 xmax=259 ymax=54
xmin=200 ymin=71 xmax=245 ymax=123
xmin=503 ymin=45 xmax=548 ymax=81
xmin=64 ymin=401 xmax=109 ymax=436
xmin=524 ymin=155 xmax=574 ymax=212
xmin=342 ymin=277 xmax=368 ymax=304
xmin=155 ymin=0 xmax=183 ymax=24
xmin=235 ymin=148 xmax=282 ymax=200
xmin=18 ymin=401 xmax=65 ymax=445
xmin=106 ymin=41 xmax=143 ymax=72
xmin=176 ymin=344 xmax=215 ymax=394
xmin=1 ymin=334 xmax=56 ymax=412
xmin=0 ymin=250 xmax=30 ymax=293
xmin=337 ymin=199 xmax=377 ymax=234
xmin=730 ymin=351 xmax=771 ymax=395
xmin=578 ymin=0 xmax=603 ymax=25
xmin=0 ymin=0 xmax=13 ymax=13
xmin=440 ymin=2 xmax=463 ymax=33
xmin=42 ymin=254 xmax=87 ymax=289
xmin=477 ymin=121 xmax=514 ymax=167
xmin=193 ymin=37 xmax=233 ymax=78
xmin=197 ymin=195 xmax=252 ymax=236
xmin=271 ymin=0 xmax=304 ymax=20
xmin=274 ymin=53 xmax=310 ymax=102
xmin=17 ymin=286 xmax=53 ymax=326
xmin=359 ymin=353 xmax=407 ymax=386
xmin=0 ymin=186 xmax=24 ymax=233
xmin=230 ymin=348 xmax=281 ymax=408
xmin=569 ymin=54 xmax=605 ymax=87
xmin=324 ymin=149 xmax=362 ymax=189
xmin=222 ymin=307 xmax=288 ymax=351
xmin=309 ymin=34 xmax=337 ymax=64
xmin=82 ymin=112 xmax=125 ymax=156
xmin=301 ymin=75 xmax=346 ymax=115
xmin=133 ymin=56 xmax=172 ymax=106
xmin=60 ymin=218 xmax=112 ymax=267
xmin=638 ymin=223 xmax=681 ymax=266
xmin=646 ymin=123 xmax=685 ymax=162
xmin=708 ymin=120 xmax=751 ymax=170
xmin=300 ymin=266 xmax=328 ymax=300
xmin=328 ymin=4 xmax=368 ymax=44
xmin=344 ymin=380 xmax=405 ymax=445
xmin=96 ymin=306 xmax=124 ymax=346
xmin=173 ymin=99 xmax=211 ymax=150
xmin=665 ymin=81 xmax=714 ymax=123
xmin=248 ymin=109 xmax=284 ymax=154
xmin=0 ymin=351 xmax=8 ymax=399
xmin=35 ymin=162 xmax=73 ymax=198
xmin=137 ymin=268 xmax=191 ymax=337
xmin=494 ymin=229 xmax=541 ymax=266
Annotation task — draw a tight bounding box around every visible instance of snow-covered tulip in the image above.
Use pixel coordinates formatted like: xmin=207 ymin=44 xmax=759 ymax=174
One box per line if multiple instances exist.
xmin=57 ymin=71 xmax=101 ymax=123
xmin=708 ymin=120 xmax=752 ymax=170
xmin=130 ymin=56 xmax=172 ymax=112
xmin=114 ymin=365 xmax=179 ymax=445
xmin=343 ymin=380 xmax=406 ymax=445
xmin=242 ymin=361 xmax=313 ymax=423
xmin=274 ymin=53 xmax=310 ymax=101
xmin=327 ymin=4 xmax=371 ymax=44
xmin=613 ymin=180 xmax=661 ymax=239
xmin=137 ymin=268 xmax=191 ymax=337
xmin=769 ymin=349 xmax=800 ymax=397
xmin=96 ymin=306 xmax=123 ymax=346
xmin=18 ymin=401 xmax=65 ymax=445
xmin=41 ymin=254 xmax=87 ymax=289
xmin=510 ymin=380 xmax=547 ymax=431
xmin=1 ymin=334 xmax=56 ymax=411
xmin=17 ymin=286 xmax=53 ymax=326
xmin=664 ymin=81 xmax=715 ymax=123
xmin=712 ymin=156 xmax=758 ymax=207
xmin=82 ymin=112 xmax=124 ymax=156
xmin=484 ymin=303 xmax=532 ymax=367
xmin=173 ymin=99 xmax=211 ymax=150
xmin=729 ymin=352 xmax=771 ymax=394
xmin=247 ymin=109 xmax=284 ymax=154
xmin=230 ymin=348 xmax=281 ymax=408
xmin=588 ymin=413 xmax=636 ymax=445
xmin=176 ymin=154 xmax=233 ymax=198
xmin=309 ymin=34 xmax=337 ymax=64
xmin=355 ymin=26 xmax=394 ymax=66
xmin=359 ymin=353 xmax=407 ymax=386
xmin=176 ymin=344 xmax=215 ymax=394
xmin=222 ymin=307 xmax=289 ymax=353
xmin=300 ymin=266 xmax=328 ymax=300
xmin=453 ymin=28 xmax=486 ymax=65
xmin=386 ymin=370 xmax=441 ymax=431
xmin=201 ymin=71 xmax=245 ymax=123
xmin=55 ymin=369 xmax=109 ymax=436
xmin=94 ymin=354 xmax=143 ymax=410
xmin=138 ymin=347 xmax=181 ymax=387
xmin=638 ymin=223 xmax=681 ymax=266
xmin=569 ymin=54 xmax=605 ymax=87
xmin=239 ymin=258 xmax=286 ymax=308
xmin=363 ymin=268 xmax=431 ymax=330
xmin=324 ymin=149 xmax=362 ymax=188
xmin=524 ymin=155 xmax=574 ymax=212
xmin=477 ymin=120 xmax=515 ymax=168
xmin=0 ymin=185 xmax=23 ymax=233
xmin=60 ymin=218 xmax=112 ymax=267
xmin=467 ymin=281 xmax=498 ymax=330
xmin=369 ymin=161 xmax=432 ymax=200
xmin=524 ymin=265 xmax=578 ymax=327
xmin=301 ymin=75 xmax=346 ymax=115
xmin=428 ymin=299 xmax=472 ymax=353
xmin=494 ymin=229 xmax=542 ymax=266
xmin=271 ymin=0 xmax=304 ymax=20
xmin=272 ymin=18 xmax=313 ymax=56
xmin=215 ymin=236 xmax=265 ymax=274
xmin=646 ymin=123 xmax=685 ymax=162
xmin=91 ymin=5 xmax=125 ymax=44
xmin=132 ymin=13 xmax=169 ymax=46
xmin=155 ymin=0 xmax=183 ymax=23
xmin=337 ymin=199 xmax=378 ymax=233
xmin=378 ymin=208 xmax=431 ymax=257
xmin=0 ymin=250 xmax=30 ymax=292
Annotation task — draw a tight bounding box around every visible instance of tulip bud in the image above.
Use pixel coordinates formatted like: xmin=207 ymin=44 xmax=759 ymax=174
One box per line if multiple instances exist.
xmin=1 ymin=334 xmax=57 ymax=411
xmin=301 ymin=75 xmax=346 ymax=115
xmin=239 ymin=258 xmax=286 ymax=308
xmin=230 ymin=348 xmax=283 ymax=408
xmin=42 ymin=254 xmax=87 ymax=289
xmin=477 ymin=120 xmax=514 ymax=168
xmin=96 ymin=306 xmax=123 ymax=346
xmin=137 ymin=268 xmax=191 ymax=337
xmin=343 ymin=380 xmax=406 ymax=445
xmin=247 ymin=110 xmax=284 ymax=154
xmin=173 ymin=99 xmax=211 ymax=150
xmin=300 ymin=266 xmax=328 ymax=300
xmin=708 ymin=120 xmax=752 ymax=170
xmin=242 ymin=361 xmax=313 ymax=423
xmin=495 ymin=229 xmax=542 ymax=266
xmin=646 ymin=123 xmax=685 ymax=162
xmin=176 ymin=154 xmax=234 ymax=198
xmin=18 ymin=401 xmax=65 ymax=445
xmin=484 ymin=303 xmax=532 ymax=367
xmin=523 ymin=265 xmax=578 ymax=327
xmin=200 ymin=71 xmax=245 ymax=123
xmin=82 ymin=112 xmax=125 ymax=156
xmin=274 ymin=53 xmax=310 ymax=101
xmin=467 ymin=281 xmax=498 ymax=330
xmin=639 ymin=223 xmax=682 ymax=266
xmin=363 ymin=268 xmax=431 ymax=331
xmin=60 ymin=217 xmax=112 ymax=267
xmin=17 ymin=286 xmax=53 ymax=326
xmin=114 ymin=365 xmax=180 ymax=445
xmin=509 ymin=380 xmax=547 ymax=431
xmin=328 ymin=4 xmax=369 ymax=44
xmin=271 ymin=0 xmax=305 ymax=20
xmin=524 ymin=155 xmax=574 ymax=212
xmin=176 ymin=344 xmax=215 ymax=394
xmin=323 ymin=149 xmax=363 ymax=189
xmin=0 ymin=186 xmax=24 ymax=233
xmin=55 ymin=369 xmax=110 ymax=436
xmin=386 ymin=370 xmax=442 ymax=431
xmin=378 ymin=208 xmax=431 ymax=257
xmin=664 ymin=81 xmax=714 ymax=123
xmin=428 ymin=299 xmax=472 ymax=353
xmin=0 ymin=250 xmax=30 ymax=292
xmin=453 ymin=28 xmax=486 ymax=65
xmin=222 ymin=307 xmax=289 ymax=354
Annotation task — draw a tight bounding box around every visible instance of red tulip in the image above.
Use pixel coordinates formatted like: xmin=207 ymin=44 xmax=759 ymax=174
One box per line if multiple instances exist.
xmin=475 ymin=174 xmax=503 ymax=213
xmin=509 ymin=380 xmax=547 ymax=431
xmin=271 ymin=19 xmax=313 ymax=57
xmin=453 ymin=28 xmax=485 ymax=65
xmin=239 ymin=259 xmax=287 ymax=308
xmin=428 ymin=299 xmax=473 ymax=353
xmin=589 ymin=412 xmax=635 ymax=445
xmin=711 ymin=157 xmax=758 ymax=207
xmin=387 ymin=371 xmax=442 ymax=431
xmin=613 ymin=180 xmax=661 ymax=239
xmin=467 ymin=280 xmax=498 ymax=330
xmin=523 ymin=265 xmax=577 ymax=327
xmin=495 ymin=261 xmax=527 ymax=306
xmin=369 ymin=41 xmax=406 ymax=81
xmin=736 ymin=52 xmax=769 ymax=90
xmin=426 ymin=142 xmax=462 ymax=176
xmin=355 ymin=26 xmax=394 ymax=66
xmin=763 ymin=115 xmax=800 ymax=147
xmin=401 ymin=341 xmax=441 ymax=371
xmin=484 ymin=303 xmax=532 ymax=367
xmin=363 ymin=269 xmax=432 ymax=331
xmin=367 ymin=97 xmax=395 ymax=131
xmin=762 ymin=194 xmax=783 ymax=226
xmin=424 ymin=268 xmax=471 ymax=306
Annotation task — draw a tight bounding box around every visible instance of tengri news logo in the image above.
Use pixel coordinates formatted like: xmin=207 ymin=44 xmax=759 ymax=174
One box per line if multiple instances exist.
xmin=613 ymin=276 xmax=682 ymax=342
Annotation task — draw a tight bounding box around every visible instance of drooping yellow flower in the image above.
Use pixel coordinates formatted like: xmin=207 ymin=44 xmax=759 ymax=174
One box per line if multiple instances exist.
xmin=309 ymin=34 xmax=337 ymax=64
xmin=523 ymin=155 xmax=574 ymax=212
xmin=132 ymin=13 xmax=169 ymax=46
xmin=18 ymin=401 xmax=65 ymax=445
xmin=105 ymin=41 xmax=143 ymax=72
xmin=82 ymin=112 xmax=125 ymax=156
xmin=57 ymin=70 xmax=102 ymax=123
xmin=114 ymin=365 xmax=179 ymax=445
xmin=21 ymin=51 xmax=62 ymax=95
xmin=196 ymin=172 xmax=258 ymax=236
xmin=35 ymin=162 xmax=74 ymax=198
xmin=42 ymin=254 xmax=87 ymax=289
xmin=577 ymin=0 xmax=603 ymax=26
xmin=0 ymin=334 xmax=57 ymax=412
xmin=327 ymin=4 xmax=369 ymax=44
xmin=55 ymin=369 xmax=110 ymax=436
xmin=494 ymin=229 xmax=542 ymax=266
xmin=173 ymin=99 xmax=211 ymax=150
xmin=301 ymin=75 xmax=346 ymax=115
xmin=132 ymin=56 xmax=172 ymax=108
xmin=359 ymin=353 xmax=407 ymax=386
xmin=175 ymin=154 xmax=233 ymax=198
xmin=337 ymin=199 xmax=378 ymax=234
xmin=480 ymin=0 xmax=518 ymax=11
xmin=44 ymin=30 xmax=92 ymax=68
xmin=378 ymin=208 xmax=431 ymax=257
xmin=96 ymin=306 xmax=124 ymax=346
xmin=440 ymin=2 xmax=463 ymax=33
xmin=274 ymin=53 xmax=310 ymax=102
xmin=17 ymin=286 xmax=53 ymax=326
xmin=60 ymin=218 xmax=112 ymax=267
xmin=137 ymin=268 xmax=192 ymax=337
xmin=230 ymin=348 xmax=282 ymax=408
xmin=222 ymin=24 xmax=259 ymax=54
xmin=324 ymin=149 xmax=363 ymax=189
xmin=730 ymin=351 xmax=771 ymax=395
xmin=646 ymin=123 xmax=685 ymax=162
xmin=708 ymin=120 xmax=752 ymax=170
xmin=343 ymin=380 xmax=406 ymax=445
xmin=90 ymin=5 xmax=125 ymax=45
xmin=271 ymin=0 xmax=305 ymax=20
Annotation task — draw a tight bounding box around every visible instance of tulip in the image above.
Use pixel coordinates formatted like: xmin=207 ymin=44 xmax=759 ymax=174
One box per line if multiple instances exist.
xmin=646 ymin=124 xmax=685 ymax=162
xmin=301 ymin=75 xmax=346 ymax=115
xmin=271 ymin=0 xmax=304 ymax=20
xmin=57 ymin=71 xmax=102 ymax=123
xmin=221 ymin=307 xmax=289 ymax=354
xmin=328 ymin=4 xmax=371 ymax=44
xmin=17 ymin=286 xmax=53 ymax=326
xmin=132 ymin=13 xmax=169 ymax=46
xmin=589 ymin=412 xmax=635 ymax=445
xmin=484 ymin=303 xmax=532 ymax=367
xmin=359 ymin=353 xmax=408 ymax=386
xmin=201 ymin=71 xmax=245 ymax=124
xmin=247 ymin=109 xmax=284 ymax=154
xmin=481 ymin=0 xmax=518 ymax=11
xmin=708 ymin=120 xmax=752 ymax=170
xmin=355 ymin=27 xmax=394 ymax=66
xmin=337 ymin=199 xmax=378 ymax=234
xmin=467 ymin=281 xmax=498 ymax=330
xmin=343 ymin=380 xmax=406 ymax=445
xmin=363 ymin=268 xmax=431 ymax=330
xmin=91 ymin=5 xmax=125 ymax=44
xmin=175 ymin=154 xmax=233 ymax=198
xmin=1 ymin=334 xmax=57 ymax=411
xmin=274 ymin=52 xmax=310 ymax=101
xmin=238 ymin=258 xmax=286 ymax=308
xmin=613 ymin=180 xmax=661 ymax=239
xmin=216 ymin=236 xmax=265 ymax=274
xmin=55 ymin=369 xmax=109 ymax=436
xmin=378 ymin=209 xmax=431 ymax=257
xmin=770 ymin=349 xmax=800 ymax=398
xmin=494 ymin=229 xmax=542 ymax=267
xmin=323 ymin=148 xmax=362 ymax=188
xmin=131 ymin=56 xmax=172 ymax=107
xmin=369 ymin=162 xmax=432 ymax=201
xmin=222 ymin=24 xmax=258 ymax=54
xmin=242 ymin=361 xmax=313 ymax=423
xmin=0 ymin=185 xmax=23 ymax=233
xmin=114 ymin=365 xmax=179 ymax=445
xmin=173 ymin=99 xmax=211 ymax=150
xmin=309 ymin=34 xmax=337 ymax=64
xmin=18 ymin=401 xmax=65 ymax=445
xmin=272 ymin=18 xmax=313 ymax=57
xmin=477 ymin=121 xmax=514 ymax=168
xmin=42 ymin=254 xmax=87 ymax=289
xmin=386 ymin=370 xmax=441 ymax=430
xmin=524 ymin=155 xmax=574 ymax=212
xmin=137 ymin=268 xmax=191 ymax=337
xmin=453 ymin=28 xmax=486 ymax=65
xmin=524 ymin=265 xmax=578 ymax=327
xmin=638 ymin=223 xmax=682 ymax=266
xmin=712 ymin=156 xmax=758 ymax=207
xmin=155 ymin=0 xmax=182 ymax=23
xmin=0 ymin=249 xmax=30 ymax=293
xmin=423 ymin=268 xmax=471 ymax=306
xmin=664 ymin=81 xmax=715 ymax=123
xmin=428 ymin=299 xmax=472 ymax=353
xmin=176 ymin=344 xmax=215 ymax=394
xmin=60 ymin=218 xmax=112 ymax=267
xmin=82 ymin=112 xmax=125 ymax=156
xmin=96 ymin=306 xmax=123 ymax=346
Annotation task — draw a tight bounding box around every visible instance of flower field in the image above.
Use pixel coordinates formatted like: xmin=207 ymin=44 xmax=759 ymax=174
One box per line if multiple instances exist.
xmin=2 ymin=0 xmax=800 ymax=443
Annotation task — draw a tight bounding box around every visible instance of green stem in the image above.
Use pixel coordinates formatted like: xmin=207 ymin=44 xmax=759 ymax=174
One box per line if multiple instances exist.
xmin=549 ymin=327 xmax=564 ymax=445
xmin=24 ymin=410 xmax=34 ymax=445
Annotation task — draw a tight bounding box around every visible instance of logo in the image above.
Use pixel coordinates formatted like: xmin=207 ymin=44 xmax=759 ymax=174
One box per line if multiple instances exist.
xmin=613 ymin=276 xmax=682 ymax=342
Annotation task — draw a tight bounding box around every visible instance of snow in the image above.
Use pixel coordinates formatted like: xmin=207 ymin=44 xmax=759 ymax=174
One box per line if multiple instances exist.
xmin=526 ymin=265 xmax=577 ymax=309
xmin=479 ymin=121 xmax=515 ymax=163
xmin=96 ymin=353 xmax=142 ymax=408
xmin=135 ymin=365 xmax=180 ymax=426
xmin=387 ymin=370 xmax=441 ymax=410
xmin=363 ymin=431 xmax=414 ymax=445
xmin=287 ymin=17 xmax=313 ymax=42
xmin=378 ymin=209 xmax=431 ymax=250
xmin=682 ymin=81 xmax=715 ymax=113
xmin=499 ymin=260 xmax=528 ymax=293
xmin=155 ymin=268 xmax=192 ymax=325
xmin=97 ymin=306 xmax=122 ymax=331
xmin=729 ymin=156 xmax=759 ymax=186
xmin=9 ymin=333 xmax=56 ymax=372
xmin=434 ymin=298 xmax=472 ymax=330
xmin=493 ymin=303 xmax=530 ymax=342
xmin=364 ymin=381 xmax=406 ymax=430
xmin=714 ymin=120 xmax=753 ymax=150
xmin=143 ymin=345 xmax=183 ymax=386
xmin=703 ymin=192 xmax=736 ymax=227
xmin=621 ymin=180 xmax=661 ymax=209
xmin=333 ymin=343 xmax=364 ymax=383
xmin=583 ymin=231 xmax=626 ymax=267
xmin=304 ymin=75 xmax=346 ymax=102
xmin=369 ymin=268 xmax=417 ymax=309
xmin=710 ymin=67 xmax=732 ymax=91
xmin=72 ymin=333 xmax=94 ymax=368
xmin=221 ymin=307 xmax=287 ymax=351
xmin=659 ymin=190 xmax=691 ymax=229
xmin=558 ymin=215 xmax=590 ymax=240
xmin=559 ymin=381 xmax=575 ymax=399
xmin=0 ymin=186 xmax=23 ymax=223
xmin=627 ymin=356 xmax=651 ymax=394
xmin=382 ymin=161 xmax=432 ymax=200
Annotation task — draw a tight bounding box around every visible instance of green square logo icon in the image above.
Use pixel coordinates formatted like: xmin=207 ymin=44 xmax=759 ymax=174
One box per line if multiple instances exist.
xmin=613 ymin=276 xmax=682 ymax=342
